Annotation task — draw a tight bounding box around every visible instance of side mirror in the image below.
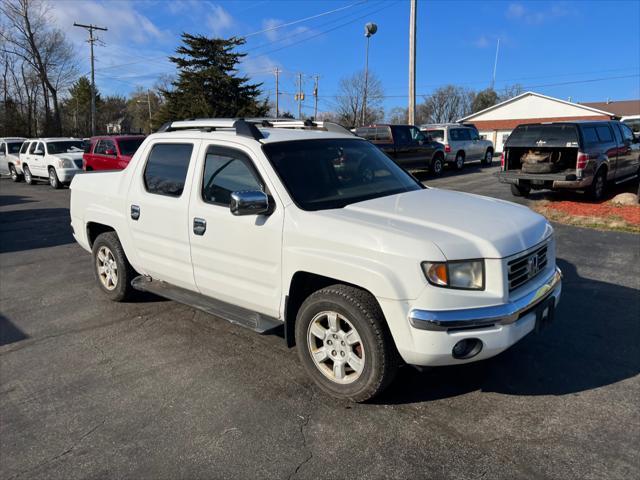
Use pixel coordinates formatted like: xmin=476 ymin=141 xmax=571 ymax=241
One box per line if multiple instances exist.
xmin=230 ymin=191 xmax=270 ymax=216
xmin=105 ymin=149 xmax=116 ymax=156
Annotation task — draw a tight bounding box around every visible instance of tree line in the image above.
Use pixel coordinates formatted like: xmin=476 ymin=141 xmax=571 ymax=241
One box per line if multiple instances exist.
xmin=1 ymin=0 xmax=521 ymax=139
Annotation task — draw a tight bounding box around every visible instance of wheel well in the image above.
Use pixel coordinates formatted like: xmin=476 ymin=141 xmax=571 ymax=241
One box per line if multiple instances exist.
xmin=284 ymin=271 xmax=379 ymax=348
xmin=432 ymin=151 xmax=444 ymax=161
xmin=86 ymin=222 xmax=115 ymax=247
xmin=486 ymin=147 xmax=493 ymax=154
xmin=456 ymin=150 xmax=465 ymax=158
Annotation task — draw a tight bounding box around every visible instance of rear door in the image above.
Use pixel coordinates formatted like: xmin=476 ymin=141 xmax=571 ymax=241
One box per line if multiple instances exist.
xmin=0 ymin=142 xmax=7 ymax=174
xmin=449 ymin=128 xmax=467 ymax=159
xmin=188 ymin=142 xmax=283 ymax=318
xmin=126 ymin=140 xmax=199 ymax=290
xmin=594 ymin=124 xmax=619 ymax=179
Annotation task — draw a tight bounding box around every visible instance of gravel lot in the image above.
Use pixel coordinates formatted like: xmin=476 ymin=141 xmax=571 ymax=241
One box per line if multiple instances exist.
xmin=1 ymin=163 xmax=639 ymax=479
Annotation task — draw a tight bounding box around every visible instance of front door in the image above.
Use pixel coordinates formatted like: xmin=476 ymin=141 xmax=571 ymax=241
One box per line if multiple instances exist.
xmin=616 ymin=123 xmax=640 ymax=178
xmin=126 ymin=141 xmax=199 ymax=290
xmin=188 ymin=143 xmax=283 ymax=318
xmin=31 ymin=141 xmax=46 ymax=176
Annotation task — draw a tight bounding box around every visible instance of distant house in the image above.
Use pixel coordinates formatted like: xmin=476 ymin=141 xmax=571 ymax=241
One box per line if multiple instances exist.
xmin=458 ymin=91 xmax=619 ymax=153
xmin=106 ymin=116 xmax=132 ymax=134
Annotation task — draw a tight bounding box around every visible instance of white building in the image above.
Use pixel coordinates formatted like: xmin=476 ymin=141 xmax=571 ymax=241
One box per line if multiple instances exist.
xmin=459 ymin=91 xmax=618 ymax=153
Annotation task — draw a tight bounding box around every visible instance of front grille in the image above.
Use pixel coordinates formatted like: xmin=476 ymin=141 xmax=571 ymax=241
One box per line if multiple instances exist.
xmin=508 ymin=244 xmax=548 ymax=291
xmin=73 ymin=159 xmax=83 ymax=168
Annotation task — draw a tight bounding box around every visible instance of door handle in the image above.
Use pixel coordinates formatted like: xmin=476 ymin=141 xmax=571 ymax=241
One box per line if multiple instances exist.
xmin=130 ymin=204 xmax=140 ymax=220
xmin=193 ymin=217 xmax=206 ymax=236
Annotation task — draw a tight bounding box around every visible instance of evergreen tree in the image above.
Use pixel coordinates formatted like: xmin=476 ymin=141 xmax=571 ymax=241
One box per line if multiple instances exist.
xmin=62 ymin=76 xmax=101 ymax=136
xmin=158 ymin=34 xmax=268 ymax=122
xmin=472 ymin=88 xmax=499 ymax=113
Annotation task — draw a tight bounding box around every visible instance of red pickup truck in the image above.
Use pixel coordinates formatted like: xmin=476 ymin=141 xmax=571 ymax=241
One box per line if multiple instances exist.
xmin=83 ymin=135 xmax=145 ymax=171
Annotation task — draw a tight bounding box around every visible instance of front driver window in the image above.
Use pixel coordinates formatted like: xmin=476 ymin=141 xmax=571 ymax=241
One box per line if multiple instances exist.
xmin=201 ymin=146 xmax=262 ymax=206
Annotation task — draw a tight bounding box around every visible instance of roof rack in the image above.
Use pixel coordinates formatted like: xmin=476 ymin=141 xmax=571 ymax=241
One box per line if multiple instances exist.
xmin=155 ymin=118 xmax=353 ymax=141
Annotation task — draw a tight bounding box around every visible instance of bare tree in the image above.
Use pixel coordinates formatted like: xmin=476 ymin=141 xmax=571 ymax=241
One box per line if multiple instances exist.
xmin=499 ymin=83 xmax=524 ymax=102
xmin=0 ymin=0 xmax=77 ymax=135
xmin=335 ymin=70 xmax=384 ymax=128
xmin=422 ymin=85 xmax=474 ymax=123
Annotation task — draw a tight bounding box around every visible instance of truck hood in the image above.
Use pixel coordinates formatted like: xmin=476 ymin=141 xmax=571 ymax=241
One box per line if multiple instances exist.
xmin=331 ymin=188 xmax=551 ymax=259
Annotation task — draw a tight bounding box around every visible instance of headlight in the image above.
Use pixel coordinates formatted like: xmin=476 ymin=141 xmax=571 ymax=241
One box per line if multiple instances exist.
xmin=58 ymin=158 xmax=74 ymax=168
xmin=422 ymin=260 xmax=485 ymax=290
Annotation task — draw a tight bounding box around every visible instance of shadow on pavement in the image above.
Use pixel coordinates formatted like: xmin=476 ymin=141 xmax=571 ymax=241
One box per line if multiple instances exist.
xmin=0 ymin=314 xmax=28 ymax=346
xmin=376 ymin=258 xmax=640 ymax=404
xmin=0 ymin=193 xmax=37 ymax=207
xmin=413 ymin=160 xmax=497 ymax=183
xmin=0 ymin=208 xmax=74 ymax=253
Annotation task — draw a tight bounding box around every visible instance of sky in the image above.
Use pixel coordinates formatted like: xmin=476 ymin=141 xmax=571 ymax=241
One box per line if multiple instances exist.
xmin=50 ymin=0 xmax=640 ymax=117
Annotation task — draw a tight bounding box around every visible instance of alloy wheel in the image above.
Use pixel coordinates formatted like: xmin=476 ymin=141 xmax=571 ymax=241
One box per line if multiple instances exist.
xmin=96 ymin=246 xmax=118 ymax=291
xmin=307 ymin=311 xmax=365 ymax=384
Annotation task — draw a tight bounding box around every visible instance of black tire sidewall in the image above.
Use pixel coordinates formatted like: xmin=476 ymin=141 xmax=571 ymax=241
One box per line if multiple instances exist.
xmin=295 ymin=288 xmax=393 ymax=401
xmin=431 ymin=155 xmax=444 ymax=176
xmin=23 ymin=166 xmax=33 ymax=184
xmin=9 ymin=165 xmax=20 ymax=182
xmin=92 ymin=232 xmax=134 ymax=302
xmin=49 ymin=168 xmax=60 ymax=189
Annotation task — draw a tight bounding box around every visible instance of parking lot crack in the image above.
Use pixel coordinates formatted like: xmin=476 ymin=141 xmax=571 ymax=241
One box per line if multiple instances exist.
xmin=287 ymin=413 xmax=313 ymax=480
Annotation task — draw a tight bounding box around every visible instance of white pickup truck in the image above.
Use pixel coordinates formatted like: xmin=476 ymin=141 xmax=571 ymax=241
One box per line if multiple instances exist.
xmin=70 ymin=119 xmax=562 ymax=401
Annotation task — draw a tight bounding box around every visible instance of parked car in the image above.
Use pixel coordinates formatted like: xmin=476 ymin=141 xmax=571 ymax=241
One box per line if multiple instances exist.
xmin=19 ymin=138 xmax=84 ymax=188
xmin=83 ymin=135 xmax=145 ymax=171
xmin=70 ymin=118 xmax=562 ymax=402
xmin=355 ymin=124 xmax=446 ymax=175
xmin=0 ymin=137 xmax=26 ymax=181
xmin=420 ymin=123 xmax=494 ymax=170
xmin=621 ymin=115 xmax=640 ymax=138
xmin=497 ymin=120 xmax=640 ymax=200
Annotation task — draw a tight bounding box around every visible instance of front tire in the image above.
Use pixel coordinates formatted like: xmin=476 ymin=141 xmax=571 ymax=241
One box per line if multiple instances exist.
xmin=482 ymin=149 xmax=493 ymax=166
xmin=48 ymin=167 xmax=61 ymax=189
xmin=9 ymin=165 xmax=22 ymax=182
xmin=23 ymin=165 xmax=34 ymax=185
xmin=295 ymin=284 xmax=399 ymax=402
xmin=92 ymin=232 xmax=136 ymax=302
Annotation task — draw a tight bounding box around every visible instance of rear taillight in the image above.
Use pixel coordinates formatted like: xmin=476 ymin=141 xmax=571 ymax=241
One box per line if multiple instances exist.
xmin=500 ymin=152 xmax=505 ymax=169
xmin=444 ymin=144 xmax=451 ymax=153
xmin=576 ymin=153 xmax=588 ymax=169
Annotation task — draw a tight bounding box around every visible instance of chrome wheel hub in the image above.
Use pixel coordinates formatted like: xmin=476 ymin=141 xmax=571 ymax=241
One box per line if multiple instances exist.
xmin=96 ymin=246 xmax=118 ymax=290
xmin=49 ymin=171 xmax=56 ymax=186
xmin=307 ymin=311 xmax=365 ymax=384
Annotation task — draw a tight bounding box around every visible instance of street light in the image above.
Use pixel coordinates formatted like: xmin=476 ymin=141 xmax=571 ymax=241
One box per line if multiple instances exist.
xmin=362 ymin=22 xmax=377 ymax=127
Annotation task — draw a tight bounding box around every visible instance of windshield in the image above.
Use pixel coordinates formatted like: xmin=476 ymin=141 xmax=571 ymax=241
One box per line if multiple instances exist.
xmin=46 ymin=141 xmax=84 ymax=154
xmin=118 ymin=138 xmax=144 ymax=156
xmin=7 ymin=142 xmax=23 ymax=154
xmin=505 ymin=124 xmax=579 ymax=147
xmin=262 ymin=138 xmax=423 ymax=211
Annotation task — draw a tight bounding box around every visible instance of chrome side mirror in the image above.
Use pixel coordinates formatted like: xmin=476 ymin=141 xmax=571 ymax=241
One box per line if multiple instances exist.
xmin=230 ymin=191 xmax=270 ymax=216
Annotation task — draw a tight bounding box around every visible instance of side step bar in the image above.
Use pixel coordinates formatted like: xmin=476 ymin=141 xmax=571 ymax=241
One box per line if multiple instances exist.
xmin=131 ymin=276 xmax=283 ymax=334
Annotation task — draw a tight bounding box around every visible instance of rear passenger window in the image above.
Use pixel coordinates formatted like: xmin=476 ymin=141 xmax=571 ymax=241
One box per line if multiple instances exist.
xmin=459 ymin=129 xmax=472 ymax=141
xmin=581 ymin=127 xmax=599 ymax=145
xmin=201 ymin=147 xmax=262 ymax=206
xmin=595 ymin=126 xmax=613 ymax=143
xmin=143 ymin=143 xmax=193 ymax=197
xmin=0 ymin=143 xmax=5 ymax=154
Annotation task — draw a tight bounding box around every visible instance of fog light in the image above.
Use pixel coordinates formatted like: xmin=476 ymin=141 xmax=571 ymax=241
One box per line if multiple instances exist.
xmin=452 ymin=338 xmax=483 ymax=359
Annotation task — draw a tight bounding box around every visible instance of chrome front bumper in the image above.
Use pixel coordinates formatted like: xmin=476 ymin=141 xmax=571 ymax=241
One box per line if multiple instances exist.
xmin=409 ymin=267 xmax=562 ymax=331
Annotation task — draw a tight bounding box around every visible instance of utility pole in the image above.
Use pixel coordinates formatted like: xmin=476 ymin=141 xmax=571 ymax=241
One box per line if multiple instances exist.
xmin=274 ymin=68 xmax=281 ymax=118
xmin=491 ymin=38 xmax=500 ymax=90
xmin=146 ymin=90 xmax=153 ymax=133
xmin=408 ymin=0 xmax=417 ymax=125
xmin=313 ymin=75 xmax=319 ymax=120
xmin=74 ymin=22 xmax=107 ymax=136
xmin=296 ymin=73 xmax=303 ymax=119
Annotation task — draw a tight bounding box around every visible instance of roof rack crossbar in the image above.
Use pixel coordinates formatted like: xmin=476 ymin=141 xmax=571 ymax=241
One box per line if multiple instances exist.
xmin=156 ymin=117 xmax=353 ymax=138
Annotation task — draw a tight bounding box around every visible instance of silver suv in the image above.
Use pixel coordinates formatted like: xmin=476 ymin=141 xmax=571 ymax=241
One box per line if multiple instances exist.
xmin=420 ymin=124 xmax=494 ymax=170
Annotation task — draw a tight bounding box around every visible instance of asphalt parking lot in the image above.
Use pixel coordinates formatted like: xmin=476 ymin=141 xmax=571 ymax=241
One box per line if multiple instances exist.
xmin=1 ymin=163 xmax=639 ymax=479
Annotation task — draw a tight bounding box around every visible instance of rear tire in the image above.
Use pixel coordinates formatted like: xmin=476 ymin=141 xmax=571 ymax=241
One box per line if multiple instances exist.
xmin=510 ymin=183 xmax=531 ymax=197
xmin=48 ymin=167 xmax=61 ymax=189
xmin=588 ymin=169 xmax=606 ymax=201
xmin=295 ymin=284 xmax=399 ymax=402
xmin=9 ymin=165 xmax=22 ymax=182
xmin=23 ymin=165 xmax=34 ymax=185
xmin=92 ymin=232 xmax=137 ymax=302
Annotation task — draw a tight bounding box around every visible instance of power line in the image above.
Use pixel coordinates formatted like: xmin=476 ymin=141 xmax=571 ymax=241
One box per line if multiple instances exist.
xmin=242 ymin=0 xmax=367 ymax=38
